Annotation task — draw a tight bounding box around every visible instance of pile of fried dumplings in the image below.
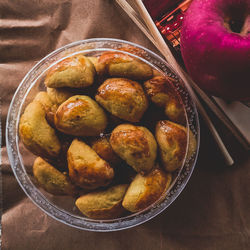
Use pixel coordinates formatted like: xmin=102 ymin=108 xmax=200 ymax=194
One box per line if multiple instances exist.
xmin=19 ymin=47 xmax=197 ymax=219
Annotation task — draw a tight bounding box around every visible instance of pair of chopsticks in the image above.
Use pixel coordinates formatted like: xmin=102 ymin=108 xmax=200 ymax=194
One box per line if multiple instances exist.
xmin=116 ymin=0 xmax=249 ymax=166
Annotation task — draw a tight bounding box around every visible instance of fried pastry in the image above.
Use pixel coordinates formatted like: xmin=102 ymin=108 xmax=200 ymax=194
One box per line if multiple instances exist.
xmin=19 ymin=47 xmax=196 ymax=219
xmin=122 ymin=168 xmax=172 ymax=213
xmin=19 ymin=101 xmax=61 ymax=159
xmin=45 ymin=55 xmax=96 ymax=88
xmin=67 ymin=139 xmax=114 ymax=189
xmin=95 ymin=78 xmax=148 ymax=122
xmin=118 ymin=46 xmax=147 ymax=58
xmin=110 ymin=124 xmax=157 ymax=174
xmin=144 ymin=76 xmax=185 ymax=124
xmin=87 ymin=56 xmax=98 ymax=67
xmin=33 ymin=91 xmax=57 ymax=126
xmin=143 ymin=76 xmax=174 ymax=107
xmin=97 ymin=51 xmax=153 ymax=80
xmin=54 ymin=95 xmax=107 ymax=136
xmin=33 ymin=157 xmax=77 ymax=195
xmin=34 ymin=91 xmax=54 ymax=113
xmin=90 ymin=136 xmax=121 ymax=166
xmin=47 ymin=87 xmax=75 ymax=106
xmin=155 ymin=120 xmax=187 ymax=172
xmin=75 ymin=184 xmax=128 ymax=219
xmin=164 ymin=95 xmax=186 ymax=125
xmin=88 ymin=56 xmax=105 ymax=76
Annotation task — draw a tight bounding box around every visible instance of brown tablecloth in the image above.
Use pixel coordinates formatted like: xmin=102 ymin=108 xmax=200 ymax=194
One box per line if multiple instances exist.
xmin=1 ymin=1 xmax=250 ymax=249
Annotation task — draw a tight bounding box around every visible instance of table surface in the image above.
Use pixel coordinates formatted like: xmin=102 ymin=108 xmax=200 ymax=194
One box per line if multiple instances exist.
xmin=1 ymin=1 xmax=250 ymax=249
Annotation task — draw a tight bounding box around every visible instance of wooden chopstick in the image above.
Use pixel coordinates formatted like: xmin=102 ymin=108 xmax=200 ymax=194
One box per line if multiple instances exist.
xmin=131 ymin=0 xmax=234 ymax=166
xmin=116 ymin=0 xmax=157 ymax=46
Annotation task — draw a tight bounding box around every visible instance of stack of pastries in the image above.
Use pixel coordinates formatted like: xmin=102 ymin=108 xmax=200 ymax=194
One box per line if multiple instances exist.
xmin=19 ymin=47 xmax=196 ymax=219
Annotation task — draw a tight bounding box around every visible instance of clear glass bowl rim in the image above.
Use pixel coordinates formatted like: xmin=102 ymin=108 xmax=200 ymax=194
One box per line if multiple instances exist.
xmin=6 ymin=38 xmax=200 ymax=232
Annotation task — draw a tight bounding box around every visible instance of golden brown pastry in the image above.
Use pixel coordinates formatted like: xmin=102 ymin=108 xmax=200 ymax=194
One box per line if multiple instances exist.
xmin=90 ymin=136 xmax=121 ymax=166
xmin=19 ymin=101 xmax=61 ymax=159
xmin=155 ymin=120 xmax=187 ymax=172
xmin=110 ymin=124 xmax=157 ymax=174
xmin=54 ymin=95 xmax=107 ymax=136
xmin=33 ymin=91 xmax=57 ymax=127
xmin=97 ymin=51 xmax=153 ymax=80
xmin=67 ymin=139 xmax=114 ymax=189
xmin=95 ymin=78 xmax=148 ymax=122
xmin=118 ymin=46 xmax=147 ymax=59
xmin=144 ymin=76 xmax=186 ymax=124
xmin=87 ymin=56 xmax=101 ymax=74
xmin=43 ymin=88 xmax=76 ymax=127
xmin=152 ymin=69 xmax=162 ymax=77
xmin=75 ymin=184 xmax=128 ymax=219
xmin=47 ymin=87 xmax=75 ymax=106
xmin=44 ymin=55 xmax=96 ymax=88
xmin=34 ymin=91 xmax=54 ymax=113
xmin=164 ymin=96 xmax=186 ymax=125
xmin=87 ymin=56 xmax=99 ymax=67
xmin=143 ymin=76 xmax=174 ymax=107
xmin=33 ymin=157 xmax=77 ymax=195
xmin=122 ymin=168 xmax=172 ymax=213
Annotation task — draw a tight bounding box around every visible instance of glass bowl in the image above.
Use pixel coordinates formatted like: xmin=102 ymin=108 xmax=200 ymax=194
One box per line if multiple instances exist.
xmin=6 ymin=38 xmax=200 ymax=232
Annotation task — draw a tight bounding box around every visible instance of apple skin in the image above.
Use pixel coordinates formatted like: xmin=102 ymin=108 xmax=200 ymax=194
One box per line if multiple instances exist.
xmin=180 ymin=0 xmax=250 ymax=101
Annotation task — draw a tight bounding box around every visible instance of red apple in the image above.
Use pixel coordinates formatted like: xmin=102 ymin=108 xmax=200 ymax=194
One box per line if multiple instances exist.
xmin=180 ymin=0 xmax=250 ymax=101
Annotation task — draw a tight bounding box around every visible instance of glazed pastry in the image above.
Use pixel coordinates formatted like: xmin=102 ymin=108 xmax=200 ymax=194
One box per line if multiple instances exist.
xmin=44 ymin=55 xmax=96 ymax=88
xmin=19 ymin=101 xmax=61 ymax=159
xmin=47 ymin=87 xmax=75 ymax=106
xmin=54 ymin=95 xmax=107 ymax=136
xmin=87 ymin=56 xmax=99 ymax=67
xmin=152 ymin=69 xmax=163 ymax=77
xmin=110 ymin=124 xmax=157 ymax=174
xmin=67 ymin=139 xmax=114 ymax=189
xmin=33 ymin=157 xmax=77 ymax=195
xmin=75 ymin=184 xmax=128 ymax=219
xmin=87 ymin=56 xmax=101 ymax=74
xmin=34 ymin=91 xmax=54 ymax=113
xmin=164 ymin=95 xmax=186 ymax=125
xmin=122 ymin=168 xmax=172 ymax=213
xmin=118 ymin=46 xmax=147 ymax=58
xmin=155 ymin=120 xmax=187 ymax=172
xmin=46 ymin=88 xmax=76 ymax=127
xmin=143 ymin=76 xmax=175 ymax=107
xmin=97 ymin=51 xmax=153 ymax=80
xmin=144 ymin=76 xmax=185 ymax=124
xmin=95 ymin=78 xmax=148 ymax=122
xmin=33 ymin=91 xmax=57 ymax=126
xmin=90 ymin=136 xmax=121 ymax=166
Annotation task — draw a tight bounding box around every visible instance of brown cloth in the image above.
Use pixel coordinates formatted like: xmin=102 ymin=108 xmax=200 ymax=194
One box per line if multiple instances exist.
xmin=1 ymin=1 xmax=250 ymax=249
